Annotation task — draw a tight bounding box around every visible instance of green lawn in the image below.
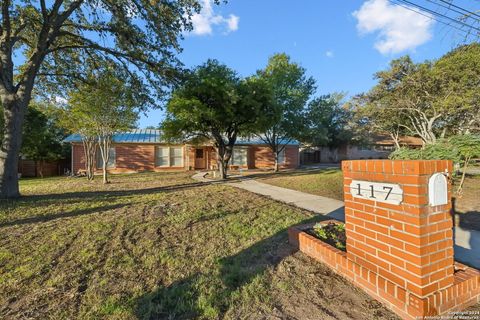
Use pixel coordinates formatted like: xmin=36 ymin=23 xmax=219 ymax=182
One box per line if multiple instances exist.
xmin=0 ymin=172 xmax=396 ymax=319
xmin=257 ymin=169 xmax=344 ymax=200
xmin=258 ymin=168 xmax=480 ymax=231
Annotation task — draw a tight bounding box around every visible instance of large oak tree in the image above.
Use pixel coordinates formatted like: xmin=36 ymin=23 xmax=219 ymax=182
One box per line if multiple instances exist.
xmin=162 ymin=59 xmax=271 ymax=179
xmin=360 ymin=44 xmax=480 ymax=146
xmin=0 ymin=0 xmax=213 ymax=198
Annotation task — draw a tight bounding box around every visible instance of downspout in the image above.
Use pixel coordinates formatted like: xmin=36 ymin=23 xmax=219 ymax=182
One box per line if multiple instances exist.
xmin=206 ymin=147 xmax=209 ymax=170
xmin=71 ymin=143 xmax=74 ymax=175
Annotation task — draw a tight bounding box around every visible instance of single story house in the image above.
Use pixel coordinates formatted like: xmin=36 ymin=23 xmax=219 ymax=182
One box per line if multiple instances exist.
xmin=300 ymin=135 xmax=423 ymax=164
xmin=65 ymin=129 xmax=300 ymax=174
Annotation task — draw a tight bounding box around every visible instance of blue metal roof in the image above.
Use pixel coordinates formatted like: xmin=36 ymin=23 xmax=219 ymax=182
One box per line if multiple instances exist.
xmin=64 ymin=129 xmax=163 ymax=143
xmin=64 ymin=130 xmax=299 ymax=146
xmin=236 ymin=138 xmax=299 ymax=146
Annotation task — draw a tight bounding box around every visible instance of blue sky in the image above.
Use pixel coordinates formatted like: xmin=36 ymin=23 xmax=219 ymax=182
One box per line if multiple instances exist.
xmin=139 ymin=0 xmax=472 ymax=127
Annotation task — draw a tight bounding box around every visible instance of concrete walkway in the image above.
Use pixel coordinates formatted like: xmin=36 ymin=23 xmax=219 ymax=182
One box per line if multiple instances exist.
xmin=454 ymin=227 xmax=480 ymax=269
xmin=191 ymin=172 xmax=480 ymax=269
xmin=230 ymin=179 xmax=346 ymax=220
xmin=192 ymin=172 xmax=345 ymax=220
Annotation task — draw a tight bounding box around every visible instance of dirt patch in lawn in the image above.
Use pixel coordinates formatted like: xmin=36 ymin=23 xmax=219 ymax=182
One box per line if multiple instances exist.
xmin=227 ymin=251 xmax=399 ymax=320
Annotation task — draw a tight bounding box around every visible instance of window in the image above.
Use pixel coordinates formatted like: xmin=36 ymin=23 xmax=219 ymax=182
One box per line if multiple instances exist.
xmin=170 ymin=147 xmax=183 ymax=166
xmin=155 ymin=147 xmax=170 ymax=167
xmin=232 ymin=147 xmax=248 ymax=166
xmin=195 ymin=148 xmax=204 ymax=158
xmin=277 ymin=149 xmax=286 ymax=164
xmin=374 ymin=145 xmax=395 ymax=152
xmin=155 ymin=146 xmax=184 ymax=167
xmin=96 ymin=147 xmax=116 ymax=169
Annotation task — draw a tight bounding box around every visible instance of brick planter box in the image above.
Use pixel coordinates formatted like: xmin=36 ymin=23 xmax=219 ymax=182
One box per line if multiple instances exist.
xmin=289 ymin=159 xmax=480 ymax=319
xmin=289 ymin=222 xmax=480 ymax=319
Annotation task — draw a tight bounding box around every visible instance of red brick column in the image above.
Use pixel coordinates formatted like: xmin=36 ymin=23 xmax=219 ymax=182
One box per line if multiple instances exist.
xmin=342 ymin=160 xmax=454 ymax=299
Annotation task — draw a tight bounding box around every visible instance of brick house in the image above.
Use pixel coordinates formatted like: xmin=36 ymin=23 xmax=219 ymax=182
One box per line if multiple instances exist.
xmin=300 ymin=135 xmax=424 ymax=164
xmin=65 ymin=129 xmax=300 ymax=174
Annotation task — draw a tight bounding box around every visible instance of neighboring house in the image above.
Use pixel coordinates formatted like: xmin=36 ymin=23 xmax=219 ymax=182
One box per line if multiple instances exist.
xmin=64 ymin=129 xmax=300 ymax=174
xmin=300 ymin=135 xmax=423 ymax=164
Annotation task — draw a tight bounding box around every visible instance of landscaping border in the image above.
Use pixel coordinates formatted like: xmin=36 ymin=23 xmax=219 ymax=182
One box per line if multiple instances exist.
xmin=289 ymin=221 xmax=480 ymax=319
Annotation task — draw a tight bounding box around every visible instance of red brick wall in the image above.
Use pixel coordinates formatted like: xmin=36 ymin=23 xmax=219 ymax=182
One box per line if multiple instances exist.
xmin=72 ymin=143 xmax=188 ymax=173
xmin=343 ymin=160 xmax=454 ymax=298
xmin=116 ymin=145 xmax=155 ymax=172
xmin=289 ymin=222 xmax=480 ymax=320
xmin=72 ymin=143 xmax=85 ymax=173
xmin=71 ymin=143 xmax=300 ymax=172
xmin=288 ymin=159 xmax=480 ymax=319
xmin=251 ymin=145 xmax=299 ymax=169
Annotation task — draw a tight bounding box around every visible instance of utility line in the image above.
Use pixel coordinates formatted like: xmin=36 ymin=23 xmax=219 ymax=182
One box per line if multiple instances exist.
xmin=389 ymin=0 xmax=474 ymax=36
xmin=394 ymin=0 xmax=480 ymax=33
xmin=425 ymin=0 xmax=480 ymax=22
xmin=435 ymin=0 xmax=480 ymax=19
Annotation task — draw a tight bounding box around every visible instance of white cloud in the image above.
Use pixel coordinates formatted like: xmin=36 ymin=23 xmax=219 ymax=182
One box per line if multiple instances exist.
xmin=325 ymin=50 xmax=334 ymax=58
xmin=190 ymin=0 xmax=239 ymax=36
xmin=226 ymin=14 xmax=239 ymax=32
xmin=353 ymin=0 xmax=435 ymax=54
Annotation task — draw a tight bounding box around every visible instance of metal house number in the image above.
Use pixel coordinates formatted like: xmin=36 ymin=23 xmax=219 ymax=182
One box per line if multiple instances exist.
xmin=350 ymin=180 xmax=403 ymax=205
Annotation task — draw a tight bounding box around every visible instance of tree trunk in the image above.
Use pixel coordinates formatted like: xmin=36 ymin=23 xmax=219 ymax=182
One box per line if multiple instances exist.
xmin=218 ymin=160 xmax=227 ymax=179
xmin=102 ymin=165 xmax=108 ymax=184
xmin=390 ymin=132 xmax=401 ymax=150
xmin=98 ymin=136 xmax=111 ymax=184
xmin=274 ymin=153 xmax=279 ymax=172
xmin=0 ymin=96 xmax=26 ymax=198
xmin=82 ymin=138 xmax=96 ymax=180
xmin=215 ymin=144 xmax=227 ymax=180
xmin=39 ymin=160 xmax=44 ymax=179
xmin=457 ymin=156 xmax=471 ymax=195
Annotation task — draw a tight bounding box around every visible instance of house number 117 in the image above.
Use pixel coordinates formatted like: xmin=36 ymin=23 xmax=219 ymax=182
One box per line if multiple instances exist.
xmin=350 ymin=180 xmax=403 ymax=205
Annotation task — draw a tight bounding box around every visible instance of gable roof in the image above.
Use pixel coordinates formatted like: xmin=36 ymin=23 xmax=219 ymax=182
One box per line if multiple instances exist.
xmin=373 ymin=134 xmax=423 ymax=146
xmin=64 ymin=129 xmax=299 ymax=146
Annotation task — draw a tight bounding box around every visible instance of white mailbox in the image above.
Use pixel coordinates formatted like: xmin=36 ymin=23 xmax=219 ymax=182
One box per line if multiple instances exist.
xmin=428 ymin=173 xmax=448 ymax=206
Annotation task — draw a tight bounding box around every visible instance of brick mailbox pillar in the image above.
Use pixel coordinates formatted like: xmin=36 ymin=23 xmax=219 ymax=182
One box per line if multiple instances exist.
xmin=339 ymin=159 xmax=480 ymax=318
xmin=289 ymin=159 xmax=480 ymax=318
xmin=343 ymin=160 xmax=454 ymax=299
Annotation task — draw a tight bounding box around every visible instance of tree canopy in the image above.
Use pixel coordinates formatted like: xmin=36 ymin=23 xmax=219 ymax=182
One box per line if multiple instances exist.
xmin=359 ymin=44 xmax=480 ymax=146
xmin=0 ymin=0 xmax=216 ymax=198
xmin=162 ymin=59 xmax=271 ymax=179
xmin=254 ymin=53 xmax=316 ymax=171
xmin=1 ymin=101 xmax=66 ymax=177
xmin=63 ymin=65 xmax=141 ymax=182
xmin=303 ymin=93 xmax=353 ymax=148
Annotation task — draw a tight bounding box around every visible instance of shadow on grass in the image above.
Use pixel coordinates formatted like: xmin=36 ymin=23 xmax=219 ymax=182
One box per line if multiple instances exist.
xmin=6 ymin=168 xmax=340 ymax=208
xmin=0 ymin=203 xmax=129 ymax=228
xmin=452 ymin=198 xmax=480 ymax=231
xmin=23 ymin=181 xmax=215 ymax=202
xmin=456 ymin=211 xmax=480 ymax=231
xmin=134 ymin=214 xmax=328 ymax=320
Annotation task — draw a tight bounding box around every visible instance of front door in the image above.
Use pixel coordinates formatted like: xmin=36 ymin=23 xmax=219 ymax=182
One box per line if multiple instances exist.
xmin=195 ymin=148 xmax=206 ymax=169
